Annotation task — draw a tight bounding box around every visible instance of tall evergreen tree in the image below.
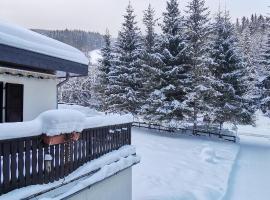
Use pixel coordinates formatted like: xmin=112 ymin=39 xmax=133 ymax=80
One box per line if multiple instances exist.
xmin=143 ymin=0 xmax=191 ymax=123
xmin=95 ymin=29 xmax=113 ymax=111
xmin=260 ymin=29 xmax=270 ymax=116
xmin=184 ymin=0 xmax=214 ymax=131
xmin=210 ymin=11 xmax=255 ymax=127
xmin=107 ymin=3 xmax=143 ymax=114
xmin=140 ymin=4 xmax=163 ymax=118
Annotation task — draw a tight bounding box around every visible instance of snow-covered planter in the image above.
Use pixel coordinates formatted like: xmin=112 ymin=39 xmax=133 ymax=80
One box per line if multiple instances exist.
xmin=39 ymin=109 xmax=85 ymax=145
xmin=42 ymin=132 xmax=81 ymax=145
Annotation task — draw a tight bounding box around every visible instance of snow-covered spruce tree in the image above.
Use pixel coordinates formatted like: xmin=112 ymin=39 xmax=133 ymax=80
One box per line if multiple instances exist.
xmin=238 ymin=26 xmax=261 ymax=105
xmin=143 ymin=0 xmax=191 ymax=123
xmin=95 ymin=29 xmax=114 ymax=111
xmin=260 ymin=30 xmax=270 ymax=116
xmin=210 ymin=11 xmax=255 ymax=128
xmin=184 ymin=0 xmax=215 ymax=132
xmin=107 ymin=3 xmax=143 ymax=114
xmin=139 ymin=4 xmax=163 ymax=119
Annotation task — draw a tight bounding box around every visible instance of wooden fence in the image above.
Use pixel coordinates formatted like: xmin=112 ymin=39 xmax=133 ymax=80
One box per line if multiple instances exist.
xmin=0 ymin=123 xmax=132 ymax=195
xmin=133 ymin=121 xmax=236 ymax=142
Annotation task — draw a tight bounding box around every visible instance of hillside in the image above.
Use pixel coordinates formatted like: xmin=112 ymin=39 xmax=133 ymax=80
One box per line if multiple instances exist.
xmin=33 ymin=29 xmax=104 ymax=52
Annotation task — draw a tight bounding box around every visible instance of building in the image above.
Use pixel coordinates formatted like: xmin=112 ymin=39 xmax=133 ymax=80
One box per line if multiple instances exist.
xmin=0 ymin=21 xmax=138 ymax=200
xmin=0 ymin=20 xmax=88 ymax=123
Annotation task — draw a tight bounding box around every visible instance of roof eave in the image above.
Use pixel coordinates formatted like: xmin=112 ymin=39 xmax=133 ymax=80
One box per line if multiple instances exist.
xmin=0 ymin=44 xmax=89 ymax=76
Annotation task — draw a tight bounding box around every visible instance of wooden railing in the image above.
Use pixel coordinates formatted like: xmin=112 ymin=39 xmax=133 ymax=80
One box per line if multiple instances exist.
xmin=0 ymin=123 xmax=132 ymax=195
xmin=133 ymin=121 xmax=236 ymax=142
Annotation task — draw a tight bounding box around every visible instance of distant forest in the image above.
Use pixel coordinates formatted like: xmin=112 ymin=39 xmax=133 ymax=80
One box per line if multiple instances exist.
xmin=33 ymin=29 xmax=105 ymax=52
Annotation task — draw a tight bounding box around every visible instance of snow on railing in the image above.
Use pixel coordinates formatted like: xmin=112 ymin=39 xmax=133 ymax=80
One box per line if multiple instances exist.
xmin=0 ymin=109 xmax=133 ymax=140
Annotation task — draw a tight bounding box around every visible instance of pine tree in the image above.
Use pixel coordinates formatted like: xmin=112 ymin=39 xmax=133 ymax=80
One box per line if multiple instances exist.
xmin=139 ymin=4 xmax=163 ymax=119
xmin=210 ymin=11 xmax=255 ymax=128
xmin=107 ymin=3 xmax=143 ymax=114
xmin=184 ymin=0 xmax=214 ymax=132
xmin=95 ymin=29 xmax=113 ymax=111
xmin=143 ymin=0 xmax=191 ymax=123
xmin=260 ymin=30 xmax=270 ymax=116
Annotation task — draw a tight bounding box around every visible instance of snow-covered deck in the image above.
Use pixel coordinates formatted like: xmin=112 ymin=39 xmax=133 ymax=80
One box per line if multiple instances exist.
xmin=0 ymin=146 xmax=139 ymax=200
xmin=0 ymin=109 xmax=135 ymax=197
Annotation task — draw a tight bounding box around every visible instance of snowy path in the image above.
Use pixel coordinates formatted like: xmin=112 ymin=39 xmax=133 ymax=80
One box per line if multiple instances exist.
xmin=224 ymin=136 xmax=270 ymax=200
xmin=132 ymin=128 xmax=239 ymax=200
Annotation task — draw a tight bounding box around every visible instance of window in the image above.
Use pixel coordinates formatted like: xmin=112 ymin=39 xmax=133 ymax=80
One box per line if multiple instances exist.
xmin=5 ymin=83 xmax=24 ymax=122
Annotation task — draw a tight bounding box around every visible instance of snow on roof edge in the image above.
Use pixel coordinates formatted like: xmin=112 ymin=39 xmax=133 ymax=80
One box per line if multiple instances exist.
xmin=0 ymin=20 xmax=89 ymax=65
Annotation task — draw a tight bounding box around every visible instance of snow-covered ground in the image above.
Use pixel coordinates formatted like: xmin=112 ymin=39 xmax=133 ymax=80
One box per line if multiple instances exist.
xmin=236 ymin=111 xmax=270 ymax=136
xmin=224 ymin=136 xmax=270 ymax=200
xmin=131 ymin=112 xmax=270 ymax=200
xmin=56 ymin=105 xmax=270 ymax=200
xmin=132 ymin=128 xmax=239 ymax=200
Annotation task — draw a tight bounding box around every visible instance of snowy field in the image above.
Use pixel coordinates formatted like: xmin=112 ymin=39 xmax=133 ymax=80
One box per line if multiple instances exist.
xmin=58 ymin=104 xmax=270 ymax=200
xmin=236 ymin=111 xmax=270 ymax=137
xmin=224 ymin=135 xmax=270 ymax=200
xmin=132 ymin=128 xmax=239 ymax=200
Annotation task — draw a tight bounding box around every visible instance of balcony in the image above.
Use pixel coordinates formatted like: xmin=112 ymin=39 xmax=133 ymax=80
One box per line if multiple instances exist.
xmin=0 ymin=110 xmax=135 ymax=197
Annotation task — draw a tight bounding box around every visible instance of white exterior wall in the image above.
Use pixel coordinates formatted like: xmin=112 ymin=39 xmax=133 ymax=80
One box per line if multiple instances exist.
xmin=66 ymin=168 xmax=132 ymax=200
xmin=0 ymin=73 xmax=57 ymax=121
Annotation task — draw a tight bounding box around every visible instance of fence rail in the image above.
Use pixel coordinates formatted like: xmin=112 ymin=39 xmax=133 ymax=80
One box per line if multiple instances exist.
xmin=133 ymin=121 xmax=236 ymax=142
xmin=0 ymin=123 xmax=132 ymax=195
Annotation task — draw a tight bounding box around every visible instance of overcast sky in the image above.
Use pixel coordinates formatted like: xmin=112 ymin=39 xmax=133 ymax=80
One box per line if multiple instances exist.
xmin=0 ymin=0 xmax=269 ymax=36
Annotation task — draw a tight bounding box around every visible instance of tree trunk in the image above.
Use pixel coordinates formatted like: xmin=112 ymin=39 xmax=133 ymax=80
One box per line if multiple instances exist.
xmin=193 ymin=100 xmax=198 ymax=135
xmin=219 ymin=122 xmax=223 ymax=137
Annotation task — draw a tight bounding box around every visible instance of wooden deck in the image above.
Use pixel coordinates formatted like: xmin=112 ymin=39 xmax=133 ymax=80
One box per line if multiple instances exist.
xmin=0 ymin=123 xmax=132 ymax=195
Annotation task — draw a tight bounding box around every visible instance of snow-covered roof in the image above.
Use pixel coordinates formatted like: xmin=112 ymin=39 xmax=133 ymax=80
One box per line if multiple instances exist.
xmin=0 ymin=20 xmax=88 ymax=65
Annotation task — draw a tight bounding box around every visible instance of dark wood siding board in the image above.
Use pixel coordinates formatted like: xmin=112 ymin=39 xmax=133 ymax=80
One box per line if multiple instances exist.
xmin=18 ymin=140 xmax=25 ymax=187
xmin=37 ymin=141 xmax=44 ymax=184
xmin=73 ymin=141 xmax=78 ymax=170
xmin=25 ymin=139 xmax=31 ymax=186
xmin=88 ymin=130 xmax=93 ymax=161
xmin=31 ymin=138 xmax=38 ymax=184
xmin=64 ymin=143 xmax=69 ymax=176
xmin=69 ymin=141 xmax=74 ymax=173
xmin=3 ymin=142 xmax=11 ymax=193
xmin=81 ymin=133 xmax=85 ymax=163
xmin=59 ymin=143 xmax=65 ymax=179
xmin=85 ymin=130 xmax=89 ymax=162
xmin=10 ymin=140 xmax=18 ymax=190
xmin=103 ymin=128 xmax=107 ymax=154
xmin=54 ymin=144 xmax=60 ymax=181
xmin=44 ymin=145 xmax=49 ymax=184
xmin=50 ymin=145 xmax=55 ymax=183
xmin=93 ymin=129 xmax=97 ymax=159
xmin=0 ymin=44 xmax=88 ymax=76
xmin=78 ymin=139 xmax=82 ymax=166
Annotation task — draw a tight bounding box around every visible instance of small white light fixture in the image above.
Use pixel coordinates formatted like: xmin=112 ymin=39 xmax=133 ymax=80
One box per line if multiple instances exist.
xmin=45 ymin=154 xmax=53 ymax=173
